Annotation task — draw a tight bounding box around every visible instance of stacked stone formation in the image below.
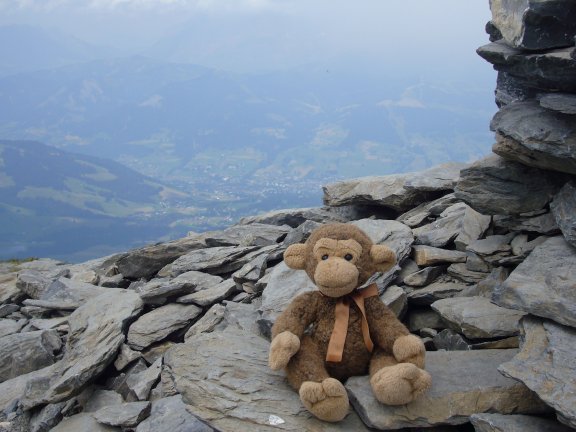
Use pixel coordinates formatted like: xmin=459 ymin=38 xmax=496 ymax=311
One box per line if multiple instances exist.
xmin=1 ymin=3 xmax=576 ymax=432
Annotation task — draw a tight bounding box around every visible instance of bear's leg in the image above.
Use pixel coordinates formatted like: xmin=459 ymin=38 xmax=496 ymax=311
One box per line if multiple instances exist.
xmin=369 ymin=348 xmax=432 ymax=406
xmin=285 ymin=336 xmax=349 ymax=422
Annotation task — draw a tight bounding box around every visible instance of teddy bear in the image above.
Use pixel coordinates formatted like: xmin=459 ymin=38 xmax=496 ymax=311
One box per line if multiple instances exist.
xmin=268 ymin=223 xmax=431 ymax=422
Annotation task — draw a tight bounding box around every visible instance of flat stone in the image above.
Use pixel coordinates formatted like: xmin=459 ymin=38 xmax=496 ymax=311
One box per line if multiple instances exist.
xmin=433 ymin=329 xmax=519 ymax=351
xmin=203 ymin=223 xmax=290 ymax=247
xmin=403 ymin=266 xmax=446 ymax=287
xmin=465 ymin=251 xmax=491 ymax=272
xmin=477 ymin=41 xmax=576 ymax=93
xmin=93 ymin=401 xmax=151 ymax=428
xmin=454 ymin=206 xmax=491 ymax=251
xmin=470 ymin=413 xmax=573 ymax=432
xmin=323 ymin=163 xmax=464 ymax=212
xmin=38 ymin=277 xmax=111 ymax=310
xmin=176 ymin=279 xmax=237 ymax=307
xmin=380 ymin=285 xmax=407 ymax=318
xmin=408 ymin=282 xmax=466 ymax=306
xmin=114 ymin=344 xmax=142 ymax=371
xmin=396 ymin=193 xmax=461 ymax=227
xmin=412 ymin=246 xmax=467 ymax=266
xmin=0 ymin=319 xmax=26 ymax=338
xmin=127 ymin=303 xmax=202 ymax=350
xmin=80 ymin=388 xmax=124 ymax=413
xmin=135 ymin=395 xmax=214 ymax=432
xmin=184 ymin=304 xmax=225 ymax=341
xmin=455 ymin=154 xmax=561 ymax=215
xmin=170 ymin=246 xmax=259 ymax=277
xmin=164 ymin=327 xmax=370 ymax=432
xmin=551 ymin=181 xmax=576 ymax=247
xmin=351 ymin=219 xmax=414 ymax=264
xmin=460 ymin=267 xmax=510 ymax=299
xmin=15 ymin=271 xmax=54 ymax=300
xmin=467 ymin=235 xmax=513 ymax=258
xmin=0 ymin=304 xmax=19 ymax=318
xmin=489 ymin=0 xmax=576 ymax=50
xmin=51 ymin=413 xmax=120 ymax=431
xmin=108 ymin=360 xmax=148 ymax=399
xmin=491 ymin=101 xmax=576 ymax=175
xmin=136 ymin=271 xmax=222 ymax=304
xmin=0 ymin=330 xmax=61 ymax=382
xmin=19 ymin=290 xmax=143 ymax=410
xmin=493 ymin=212 xmax=559 ymax=235
xmin=217 ymin=301 xmax=261 ymax=335
xmin=431 ymin=296 xmax=526 ymax=339
xmin=493 ymin=236 xmax=576 ymax=327
xmin=447 ymin=263 xmax=489 ymax=284
xmin=141 ymin=341 xmax=175 ymax=365
xmin=232 ymin=246 xmax=277 ymax=293
xmin=346 ymin=349 xmax=549 ymax=430
xmin=26 ymin=317 xmax=68 ymax=332
xmin=499 ymin=317 xmax=576 ymax=429
xmin=412 ymin=203 xmax=467 ymax=247
xmin=125 ymin=358 xmax=162 ymax=402
xmin=540 ymin=92 xmax=576 ymax=115
xmin=408 ymin=309 xmax=445 ymax=332
xmin=29 ymin=401 xmax=68 ymax=432
xmin=239 ymin=207 xmax=352 ymax=227
xmin=495 ymin=71 xmax=540 ymax=106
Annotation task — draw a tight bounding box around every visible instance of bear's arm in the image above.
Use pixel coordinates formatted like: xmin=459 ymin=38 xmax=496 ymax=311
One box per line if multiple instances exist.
xmin=271 ymin=291 xmax=320 ymax=340
xmin=365 ymin=296 xmax=410 ymax=352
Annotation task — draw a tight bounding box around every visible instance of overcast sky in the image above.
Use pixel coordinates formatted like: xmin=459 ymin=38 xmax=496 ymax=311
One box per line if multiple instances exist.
xmin=0 ymin=1 xmax=493 ymax=74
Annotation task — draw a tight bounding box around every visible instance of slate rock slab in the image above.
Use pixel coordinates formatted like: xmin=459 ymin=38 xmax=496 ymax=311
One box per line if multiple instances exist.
xmin=346 ymin=349 xmax=549 ymax=430
xmin=499 ymin=317 xmax=576 ymax=429
xmin=540 ymin=92 xmax=576 ymax=115
xmin=135 ymin=395 xmax=214 ymax=432
xmin=431 ymin=296 xmax=526 ymax=339
xmin=412 ymin=203 xmax=467 ymax=247
xmin=350 ymin=219 xmax=414 ymax=263
xmin=164 ymin=327 xmax=371 ymax=432
xmin=412 ymin=245 xmax=467 ymax=266
xmin=0 ymin=319 xmax=26 ymax=338
xmin=50 ymin=413 xmax=120 ymax=432
xmin=551 ymin=181 xmax=576 ymax=247
xmin=203 ymin=223 xmax=290 ymax=247
xmin=239 ymin=207 xmax=352 ymax=227
xmin=455 ymin=154 xmax=561 ymax=215
xmin=136 ymin=271 xmax=222 ymax=304
xmin=470 ymin=413 xmax=574 ymax=432
xmin=93 ymin=401 xmax=151 ymax=427
xmin=407 ymin=282 xmax=466 ymax=306
xmin=170 ymin=246 xmax=259 ymax=277
xmin=492 ymin=236 xmax=576 ymax=328
xmin=396 ymin=193 xmax=460 ymax=227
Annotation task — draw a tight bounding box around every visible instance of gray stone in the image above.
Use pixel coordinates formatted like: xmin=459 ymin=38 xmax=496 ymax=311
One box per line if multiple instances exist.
xmin=113 ymin=237 xmax=206 ymax=280
xmin=491 ymin=101 xmax=576 ymax=175
xmin=0 ymin=330 xmax=61 ymax=382
xmin=465 ymin=252 xmax=491 ymax=273
xmin=455 ymin=154 xmax=561 ymax=215
xmin=93 ymin=401 xmax=151 ymax=428
xmin=25 ymin=317 xmax=68 ymax=332
xmin=114 ymin=344 xmax=142 ymax=371
xmin=29 ymin=402 xmax=67 ymax=432
xmin=176 ymin=279 xmax=237 ymax=307
xmin=164 ymin=327 xmax=370 ymax=432
xmin=170 ymin=246 xmax=259 ymax=277
xmin=0 ymin=274 xmax=21 ymax=305
xmin=394 ymin=258 xmax=419 ymax=285
xmin=396 ymin=193 xmax=461 ymax=227
xmin=404 ymin=266 xmax=446 ymax=288
xmin=493 ymin=212 xmax=559 ymax=235
xmin=79 ymin=388 xmax=124 ymax=413
xmin=0 ymin=305 xmax=18 ymax=318
xmin=323 ymin=163 xmax=464 ymax=212
xmin=203 ymin=223 xmax=290 ymax=247
xmin=239 ymin=207 xmax=350 ymax=227
xmin=412 ymin=204 xmax=467 ymax=247
xmin=460 ymin=267 xmax=510 ymax=299
xmin=551 ymin=181 xmax=576 ymax=247
xmin=0 ymin=368 xmax=48 ymax=414
xmin=135 ymin=272 xmax=220 ymax=304
xmin=108 ymin=360 xmax=148 ymax=399
xmin=346 ymin=349 xmax=549 ymax=430
xmin=431 ymin=296 xmax=526 ymax=339
xmin=454 ymin=206 xmax=491 ymax=251
xmin=0 ymin=319 xmax=26 ymax=338
xmin=412 ymin=245 xmax=467 ymax=266
xmin=477 ymin=41 xmax=576 ymax=93
xmin=351 ymin=219 xmax=414 ymax=263
xmin=470 ymin=413 xmax=573 ymax=432
xmin=499 ymin=317 xmax=576 ymax=429
xmin=447 ymin=263 xmax=489 ymax=284
xmin=493 ymin=236 xmax=576 ymax=327
xmin=467 ymin=235 xmax=513 ymax=262
xmin=281 ymin=220 xmax=322 ymax=246
xmin=184 ymin=304 xmax=225 ymax=341
xmin=36 ymin=277 xmax=110 ymax=310
xmin=125 ymin=358 xmax=162 ymax=402
xmin=18 ymin=290 xmax=142 ymax=410
xmin=380 ymin=285 xmax=407 ymax=318
xmin=433 ymin=329 xmax=471 ymax=351
xmin=540 ymin=92 xmax=576 ymax=115
xmin=50 ymin=413 xmax=120 ymax=432
xmin=135 ymin=395 xmax=214 ymax=432
xmin=232 ymin=246 xmax=276 ymax=293
xmin=495 ymin=71 xmax=540 ymax=106
xmin=141 ymin=341 xmax=175 ymax=365
xmin=408 ymin=309 xmax=445 ymax=332
xmin=408 ymin=282 xmax=466 ymax=306
xmin=15 ymin=271 xmax=52 ymax=299
xmin=127 ymin=303 xmax=202 ymax=350
xmin=217 ymin=301 xmax=261 ymax=335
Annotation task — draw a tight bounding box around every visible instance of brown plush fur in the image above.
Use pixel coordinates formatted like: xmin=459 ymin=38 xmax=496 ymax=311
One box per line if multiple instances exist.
xmin=269 ymin=223 xmax=431 ymax=422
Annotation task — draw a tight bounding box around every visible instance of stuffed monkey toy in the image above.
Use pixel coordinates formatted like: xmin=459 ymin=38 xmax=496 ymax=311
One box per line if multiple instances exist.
xmin=268 ymin=223 xmax=431 ymax=422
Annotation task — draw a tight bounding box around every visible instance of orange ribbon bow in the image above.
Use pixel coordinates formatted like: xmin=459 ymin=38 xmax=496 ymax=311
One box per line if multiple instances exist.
xmin=326 ymin=283 xmax=378 ymax=363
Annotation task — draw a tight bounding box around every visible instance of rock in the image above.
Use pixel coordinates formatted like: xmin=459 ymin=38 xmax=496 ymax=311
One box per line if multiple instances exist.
xmin=493 ymin=236 xmax=576 ymax=327
xmin=407 ymin=282 xmax=466 ymax=306
xmin=0 ymin=319 xmax=26 ymax=338
xmin=257 ymin=262 xmax=317 ymax=338
xmin=408 ymin=309 xmax=445 ymax=332
xmin=346 ymin=349 xmax=549 ymax=430
xmin=454 ymin=206 xmax=491 ymax=251
xmin=0 ymin=330 xmax=61 ymax=382
xmin=169 ymin=246 xmax=259 ymax=277
xmin=113 ymin=237 xmax=206 ymax=280
xmin=431 ymin=296 xmax=526 ymax=339
xmin=447 ymin=263 xmax=489 ymax=284
xmin=203 ymin=223 xmax=290 ymax=247
xmin=176 ymin=279 xmax=237 ymax=307
xmin=114 ymin=344 xmax=142 ymax=371
xmin=25 ymin=317 xmax=68 ymax=332
xmin=509 ymin=234 xmax=547 ymax=257
xmin=108 ymin=360 xmax=148 ymax=399
xmin=467 ymin=234 xmax=513 ymax=263
xmin=433 ymin=329 xmax=519 ymax=351
xmin=50 ymin=413 xmax=120 ymax=432
xmin=323 ymin=163 xmax=464 ymax=212
xmin=0 ymin=368 xmax=48 ymax=414
xmin=15 ymin=271 xmax=52 ymax=299
xmin=0 ymin=304 xmax=19 ymax=318
xmin=141 ymin=341 xmax=175 ymax=365
xmin=184 ymin=304 xmax=225 ymax=341
xmin=20 ymin=290 xmax=143 ymax=410
xmin=394 ymin=259 xmax=419 ymax=285
xmin=477 ymin=41 xmax=576 ymax=93
xmin=396 ymin=193 xmax=461 ymax=227
xmin=82 ymin=388 xmax=125 ymax=413
xmin=93 ymin=401 xmax=151 ymax=428
xmin=494 ymin=71 xmax=540 ymax=106
xmin=403 ymin=266 xmax=446 ymax=287
xmin=551 ymin=181 xmax=576 ymax=247
xmin=350 ymin=219 xmax=414 ymax=263
xmin=217 ymin=301 xmax=261 ymax=335
xmin=489 ymin=0 xmax=576 ymax=50
xmin=135 ymin=395 xmax=214 ymax=432
xmin=164 ymin=327 xmax=370 ymax=431
xmin=460 ymin=267 xmax=510 ymax=299
xmin=491 ymin=101 xmax=576 ymax=175
xmin=540 ymin=92 xmax=576 ymax=115
xmin=493 ymin=212 xmax=559 ymax=235
xmin=127 ymin=303 xmax=202 ymax=350
xmin=139 ymin=271 xmax=223 ymax=304
xmin=380 ymin=285 xmax=407 ymax=318
xmin=29 ymin=401 xmax=67 ymax=432
xmin=412 ymin=203 xmax=467 ymax=247
xmin=412 ymin=245 xmax=467 ymax=266
xmin=232 ymin=246 xmax=277 ymax=294
xmin=465 ymin=252 xmax=491 ymax=272
xmin=281 ymin=220 xmax=322 ymax=246
xmin=29 ymin=277 xmax=111 ymax=310
xmin=125 ymin=358 xmax=162 ymax=402
xmin=239 ymin=207 xmax=351 ymax=227
xmin=455 ymin=154 xmax=561 ymax=215
xmin=470 ymin=413 xmax=573 ymax=432
xmin=499 ymin=317 xmax=576 ymax=429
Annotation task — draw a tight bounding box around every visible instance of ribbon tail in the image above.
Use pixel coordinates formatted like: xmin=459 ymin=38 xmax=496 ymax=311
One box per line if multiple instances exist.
xmin=326 ymin=299 xmax=349 ymax=362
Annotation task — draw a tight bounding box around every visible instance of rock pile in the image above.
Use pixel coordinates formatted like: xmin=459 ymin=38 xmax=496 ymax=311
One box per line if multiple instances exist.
xmin=1 ymin=2 xmax=576 ymax=431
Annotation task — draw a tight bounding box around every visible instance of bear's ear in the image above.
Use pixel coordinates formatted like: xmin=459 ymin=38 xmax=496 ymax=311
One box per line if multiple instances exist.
xmin=370 ymin=245 xmax=396 ymax=273
xmin=284 ymin=243 xmax=308 ymax=270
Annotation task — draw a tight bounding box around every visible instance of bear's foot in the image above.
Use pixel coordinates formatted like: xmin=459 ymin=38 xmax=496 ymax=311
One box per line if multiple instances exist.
xmin=299 ymin=378 xmax=349 ymax=422
xmin=370 ymin=362 xmax=431 ymax=406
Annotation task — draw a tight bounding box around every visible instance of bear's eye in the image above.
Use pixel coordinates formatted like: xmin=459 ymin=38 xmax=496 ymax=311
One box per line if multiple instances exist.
xmin=321 ymin=254 xmax=329 ymax=261
xmin=344 ymin=254 xmax=353 ymax=261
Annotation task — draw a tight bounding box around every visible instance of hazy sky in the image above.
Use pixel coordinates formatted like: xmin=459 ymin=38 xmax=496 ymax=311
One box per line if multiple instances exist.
xmin=0 ymin=0 xmax=493 ymax=73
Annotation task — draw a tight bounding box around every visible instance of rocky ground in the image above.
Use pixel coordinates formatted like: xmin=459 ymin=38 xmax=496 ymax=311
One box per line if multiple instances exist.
xmin=1 ymin=1 xmax=576 ymax=431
